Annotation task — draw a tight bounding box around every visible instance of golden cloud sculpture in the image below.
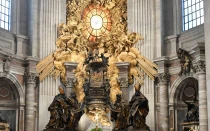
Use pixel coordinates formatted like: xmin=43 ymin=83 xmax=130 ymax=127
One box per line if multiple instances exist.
xmin=36 ymin=0 xmax=158 ymax=103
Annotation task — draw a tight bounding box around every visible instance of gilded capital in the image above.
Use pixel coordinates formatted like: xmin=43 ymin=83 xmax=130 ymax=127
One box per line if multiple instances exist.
xmin=158 ymin=73 xmax=170 ymax=84
xmin=193 ymin=61 xmax=205 ymax=73
xmin=25 ymin=72 xmax=37 ymax=83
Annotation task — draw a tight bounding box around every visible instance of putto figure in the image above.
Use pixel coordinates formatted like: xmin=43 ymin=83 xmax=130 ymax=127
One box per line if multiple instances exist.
xmin=129 ymin=83 xmax=150 ymax=130
xmin=177 ymin=48 xmax=192 ymax=75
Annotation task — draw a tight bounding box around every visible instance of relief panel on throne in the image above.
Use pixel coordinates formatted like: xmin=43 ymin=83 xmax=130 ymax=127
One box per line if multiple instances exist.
xmin=89 ymin=69 xmax=104 ymax=87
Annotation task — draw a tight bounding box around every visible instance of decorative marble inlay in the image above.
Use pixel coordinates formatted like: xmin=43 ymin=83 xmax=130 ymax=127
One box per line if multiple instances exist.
xmin=184 ymin=87 xmax=195 ymax=97
xmin=0 ymin=87 xmax=9 ymax=97
xmin=19 ymin=110 xmax=23 ymax=131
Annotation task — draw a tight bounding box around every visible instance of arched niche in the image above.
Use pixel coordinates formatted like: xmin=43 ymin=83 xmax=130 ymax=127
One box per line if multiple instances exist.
xmin=169 ymin=75 xmax=198 ymax=131
xmin=0 ymin=72 xmax=24 ymax=131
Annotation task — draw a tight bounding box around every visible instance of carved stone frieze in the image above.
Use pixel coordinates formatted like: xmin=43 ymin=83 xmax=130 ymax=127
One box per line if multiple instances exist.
xmin=193 ymin=61 xmax=206 ymax=73
xmin=116 ymin=62 xmax=130 ymax=88
xmin=118 ymin=76 xmax=128 ymax=88
xmin=25 ymin=72 xmax=37 ymax=83
xmin=64 ymin=62 xmax=78 ymax=87
xmin=158 ymin=73 xmax=170 ymax=83
xmin=66 ymin=77 xmax=76 ymax=87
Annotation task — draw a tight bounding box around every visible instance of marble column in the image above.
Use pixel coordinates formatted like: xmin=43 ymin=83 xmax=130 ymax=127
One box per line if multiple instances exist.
xmin=194 ymin=61 xmax=208 ymax=131
xmin=38 ymin=0 xmax=66 ymax=130
xmin=158 ymin=73 xmax=169 ymax=131
xmin=25 ymin=72 xmax=37 ymax=131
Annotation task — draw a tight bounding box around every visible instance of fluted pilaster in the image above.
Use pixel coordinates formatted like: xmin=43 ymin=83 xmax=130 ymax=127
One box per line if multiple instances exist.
xmin=194 ymin=61 xmax=208 ymax=131
xmin=25 ymin=72 xmax=37 ymax=131
xmin=127 ymin=1 xmax=158 ymax=130
xmin=38 ymin=0 xmax=66 ymax=130
xmin=204 ymin=1 xmax=210 ymax=130
xmin=158 ymin=73 xmax=170 ymax=131
xmin=129 ymin=0 xmax=155 ymax=94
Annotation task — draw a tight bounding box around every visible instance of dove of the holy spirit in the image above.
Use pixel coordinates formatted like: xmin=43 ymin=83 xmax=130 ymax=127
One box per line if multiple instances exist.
xmin=91 ymin=15 xmax=103 ymax=30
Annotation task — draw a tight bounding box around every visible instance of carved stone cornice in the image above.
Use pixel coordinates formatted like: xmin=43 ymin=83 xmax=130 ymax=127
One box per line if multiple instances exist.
xmin=158 ymin=73 xmax=170 ymax=84
xmin=193 ymin=61 xmax=206 ymax=73
xmin=25 ymin=72 xmax=37 ymax=83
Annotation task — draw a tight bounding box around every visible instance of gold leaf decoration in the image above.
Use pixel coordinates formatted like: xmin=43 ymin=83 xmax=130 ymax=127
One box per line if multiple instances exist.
xmin=36 ymin=0 xmax=158 ymax=104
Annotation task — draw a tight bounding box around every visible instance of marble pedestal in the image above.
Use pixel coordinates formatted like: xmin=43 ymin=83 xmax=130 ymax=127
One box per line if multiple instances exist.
xmin=128 ymin=127 xmax=150 ymax=131
xmin=43 ymin=129 xmax=62 ymax=131
xmin=181 ymin=122 xmax=199 ymax=131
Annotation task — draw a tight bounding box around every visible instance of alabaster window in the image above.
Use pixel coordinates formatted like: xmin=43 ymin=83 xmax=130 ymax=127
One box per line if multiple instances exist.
xmin=83 ymin=4 xmax=111 ymax=41
xmin=0 ymin=0 xmax=11 ymax=30
xmin=182 ymin=0 xmax=204 ymax=31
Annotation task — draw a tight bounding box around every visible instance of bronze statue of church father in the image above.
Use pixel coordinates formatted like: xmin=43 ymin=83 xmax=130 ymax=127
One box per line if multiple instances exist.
xmin=44 ymin=51 xmax=151 ymax=131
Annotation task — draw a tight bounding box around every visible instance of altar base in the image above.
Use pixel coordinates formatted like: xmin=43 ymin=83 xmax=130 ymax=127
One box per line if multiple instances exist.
xmin=43 ymin=129 xmax=62 ymax=131
xmin=128 ymin=127 xmax=150 ymax=131
xmin=181 ymin=121 xmax=199 ymax=131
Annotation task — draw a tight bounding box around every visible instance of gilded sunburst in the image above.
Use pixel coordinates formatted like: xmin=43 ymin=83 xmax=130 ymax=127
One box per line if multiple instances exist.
xmin=82 ymin=4 xmax=112 ymax=41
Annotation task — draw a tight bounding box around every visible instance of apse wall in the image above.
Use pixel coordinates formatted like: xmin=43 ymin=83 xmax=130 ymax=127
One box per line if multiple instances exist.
xmin=127 ymin=0 xmax=157 ymax=130
xmin=38 ymin=0 xmax=66 ymax=130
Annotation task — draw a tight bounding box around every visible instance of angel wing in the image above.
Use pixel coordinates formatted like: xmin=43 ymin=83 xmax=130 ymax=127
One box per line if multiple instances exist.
xmin=117 ymin=48 xmax=157 ymax=84
xmin=36 ymin=54 xmax=54 ymax=81
xmin=36 ymin=21 xmax=88 ymax=82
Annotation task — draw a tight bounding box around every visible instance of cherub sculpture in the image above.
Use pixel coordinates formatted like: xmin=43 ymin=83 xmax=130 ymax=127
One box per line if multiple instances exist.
xmin=177 ymin=48 xmax=192 ymax=75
